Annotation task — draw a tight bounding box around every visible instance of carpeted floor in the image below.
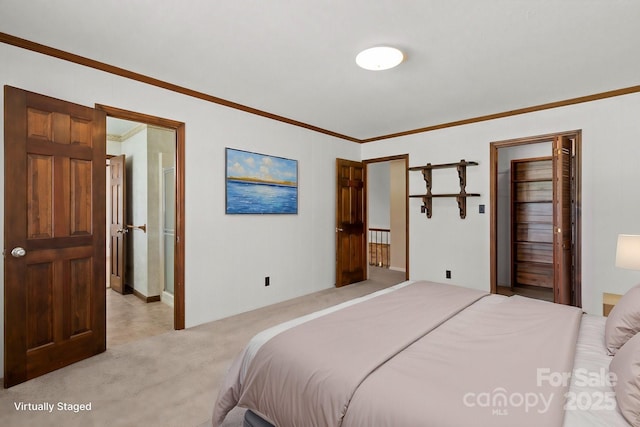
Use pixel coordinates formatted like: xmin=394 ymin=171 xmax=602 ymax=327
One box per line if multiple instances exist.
xmin=0 ymin=267 xmax=405 ymax=427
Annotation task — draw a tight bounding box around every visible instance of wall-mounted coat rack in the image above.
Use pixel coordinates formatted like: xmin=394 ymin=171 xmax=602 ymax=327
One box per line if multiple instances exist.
xmin=409 ymin=160 xmax=480 ymax=219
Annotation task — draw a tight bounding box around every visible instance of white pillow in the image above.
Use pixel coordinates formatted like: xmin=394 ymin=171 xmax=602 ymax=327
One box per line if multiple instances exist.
xmin=609 ymin=331 xmax=640 ymax=427
xmin=605 ymin=283 xmax=640 ymax=355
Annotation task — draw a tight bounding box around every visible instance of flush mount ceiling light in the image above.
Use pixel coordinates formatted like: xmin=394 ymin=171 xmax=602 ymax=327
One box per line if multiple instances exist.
xmin=355 ymin=46 xmax=404 ymax=71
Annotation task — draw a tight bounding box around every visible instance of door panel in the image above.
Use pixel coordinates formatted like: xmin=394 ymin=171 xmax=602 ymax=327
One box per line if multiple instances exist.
xmin=553 ymin=136 xmax=573 ymax=305
xmin=335 ymin=159 xmax=366 ymax=287
xmin=109 ymin=154 xmax=126 ymax=294
xmin=4 ymin=86 xmax=106 ymax=388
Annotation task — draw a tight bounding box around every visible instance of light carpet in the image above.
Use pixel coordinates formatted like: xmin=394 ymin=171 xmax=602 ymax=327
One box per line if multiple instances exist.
xmin=1 ymin=267 xmax=405 ymax=427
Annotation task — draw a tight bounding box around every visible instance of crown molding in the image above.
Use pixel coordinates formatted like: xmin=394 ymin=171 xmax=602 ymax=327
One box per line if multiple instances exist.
xmin=359 ymin=85 xmax=640 ymax=143
xmin=107 ymin=123 xmax=147 ymax=142
xmin=0 ymin=32 xmax=359 ymax=143
xmin=2 ymin=31 xmax=639 ymax=144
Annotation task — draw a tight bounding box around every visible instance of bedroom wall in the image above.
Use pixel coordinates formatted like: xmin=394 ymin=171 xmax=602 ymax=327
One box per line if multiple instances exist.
xmin=361 ymin=91 xmax=640 ymax=316
xmin=0 ymin=43 xmax=360 ymax=378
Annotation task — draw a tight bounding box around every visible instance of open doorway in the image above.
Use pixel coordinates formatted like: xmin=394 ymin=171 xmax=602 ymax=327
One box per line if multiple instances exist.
xmin=98 ymin=104 xmax=186 ymax=343
xmin=105 ymin=117 xmax=176 ymax=345
xmin=490 ymin=131 xmax=581 ymax=306
xmin=364 ymin=155 xmax=409 ymax=282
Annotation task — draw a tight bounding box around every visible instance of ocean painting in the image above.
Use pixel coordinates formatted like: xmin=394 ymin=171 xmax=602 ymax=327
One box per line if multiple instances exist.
xmin=225 ymin=148 xmax=298 ymax=214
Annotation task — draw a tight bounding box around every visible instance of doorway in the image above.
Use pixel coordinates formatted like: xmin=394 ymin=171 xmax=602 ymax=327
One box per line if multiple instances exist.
xmin=105 ymin=117 xmax=176 ymax=345
xmin=334 ymin=155 xmax=409 ymax=287
xmin=365 ymin=155 xmax=409 ymax=281
xmin=490 ymin=131 xmax=581 ymax=306
xmin=97 ymin=105 xmax=186 ymax=330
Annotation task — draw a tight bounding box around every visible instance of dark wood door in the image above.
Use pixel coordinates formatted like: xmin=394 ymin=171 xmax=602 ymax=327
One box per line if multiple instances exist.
xmin=553 ymin=136 xmax=573 ymax=305
xmin=109 ymin=154 xmax=127 ymax=294
xmin=335 ymin=159 xmax=366 ymax=287
xmin=4 ymin=86 xmax=106 ymax=387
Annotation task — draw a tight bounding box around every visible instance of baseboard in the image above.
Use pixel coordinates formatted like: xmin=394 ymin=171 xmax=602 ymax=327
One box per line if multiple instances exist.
xmin=161 ymin=290 xmax=174 ymax=308
xmin=389 ymin=266 xmax=406 ymax=273
xmin=130 ymin=286 xmax=161 ymax=303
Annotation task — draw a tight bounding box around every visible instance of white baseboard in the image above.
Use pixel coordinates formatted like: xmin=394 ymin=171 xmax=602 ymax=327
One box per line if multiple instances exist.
xmin=161 ymin=291 xmax=174 ymax=308
xmin=389 ymin=266 xmax=406 ymax=272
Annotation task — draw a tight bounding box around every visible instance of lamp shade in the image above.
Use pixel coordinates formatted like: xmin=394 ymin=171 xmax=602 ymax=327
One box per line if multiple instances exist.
xmin=616 ymin=234 xmax=640 ymax=270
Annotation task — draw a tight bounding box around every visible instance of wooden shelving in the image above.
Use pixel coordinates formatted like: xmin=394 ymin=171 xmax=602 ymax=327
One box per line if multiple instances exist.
xmin=511 ymin=157 xmax=554 ymax=291
xmin=409 ymin=160 xmax=480 ymax=218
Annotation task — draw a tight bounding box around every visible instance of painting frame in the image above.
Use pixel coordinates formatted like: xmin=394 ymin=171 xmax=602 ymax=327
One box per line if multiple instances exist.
xmin=225 ymin=148 xmax=299 ymax=215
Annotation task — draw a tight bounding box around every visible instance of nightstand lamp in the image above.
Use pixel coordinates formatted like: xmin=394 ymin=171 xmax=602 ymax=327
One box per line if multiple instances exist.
xmin=616 ymin=234 xmax=640 ymax=271
xmin=605 ymin=234 xmax=640 ymax=316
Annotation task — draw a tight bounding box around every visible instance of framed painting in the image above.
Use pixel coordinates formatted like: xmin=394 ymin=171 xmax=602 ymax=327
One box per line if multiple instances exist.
xmin=225 ymin=148 xmax=298 ymax=214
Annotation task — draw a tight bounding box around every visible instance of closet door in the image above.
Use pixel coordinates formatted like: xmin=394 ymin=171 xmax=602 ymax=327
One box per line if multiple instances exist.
xmin=553 ymin=136 xmax=574 ymax=305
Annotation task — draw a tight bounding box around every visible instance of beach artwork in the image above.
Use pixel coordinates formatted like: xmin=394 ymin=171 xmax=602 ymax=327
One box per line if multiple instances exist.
xmin=225 ymin=148 xmax=298 ymax=214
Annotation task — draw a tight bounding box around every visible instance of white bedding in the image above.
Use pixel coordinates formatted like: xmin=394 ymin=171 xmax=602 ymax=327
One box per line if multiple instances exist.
xmin=564 ymin=314 xmax=630 ymax=427
xmin=214 ymin=281 xmax=631 ymax=427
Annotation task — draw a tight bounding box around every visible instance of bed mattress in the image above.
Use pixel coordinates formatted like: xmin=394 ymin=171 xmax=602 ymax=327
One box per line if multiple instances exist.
xmin=214 ymin=281 xmax=630 ymax=427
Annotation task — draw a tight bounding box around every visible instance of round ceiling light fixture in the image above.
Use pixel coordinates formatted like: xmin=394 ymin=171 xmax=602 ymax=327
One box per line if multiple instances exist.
xmin=355 ymin=46 xmax=404 ymax=71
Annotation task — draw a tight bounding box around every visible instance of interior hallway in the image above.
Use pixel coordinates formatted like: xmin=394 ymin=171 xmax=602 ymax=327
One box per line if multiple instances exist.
xmin=106 ymin=289 xmax=174 ymax=347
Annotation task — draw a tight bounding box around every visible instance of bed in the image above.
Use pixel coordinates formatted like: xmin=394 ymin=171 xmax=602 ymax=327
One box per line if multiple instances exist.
xmin=212 ymin=280 xmax=638 ymax=427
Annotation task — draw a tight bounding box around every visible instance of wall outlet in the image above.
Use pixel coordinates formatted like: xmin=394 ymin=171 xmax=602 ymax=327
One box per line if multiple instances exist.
xmin=446 ymin=270 xmax=451 ymax=279
xmin=265 ymin=276 xmax=270 ymax=287
xmin=479 ymin=204 xmax=485 ymax=214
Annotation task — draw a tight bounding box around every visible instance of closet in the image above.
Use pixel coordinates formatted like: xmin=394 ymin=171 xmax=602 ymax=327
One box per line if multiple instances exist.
xmin=510 ymin=157 xmax=554 ymax=298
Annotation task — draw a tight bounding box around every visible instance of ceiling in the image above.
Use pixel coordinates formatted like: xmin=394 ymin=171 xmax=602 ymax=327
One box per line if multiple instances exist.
xmin=1 ymin=1 xmax=639 ymax=141
xmin=106 ymin=118 xmax=143 ymax=139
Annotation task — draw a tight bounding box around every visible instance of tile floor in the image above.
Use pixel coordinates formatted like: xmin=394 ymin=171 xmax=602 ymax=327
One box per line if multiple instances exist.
xmin=106 ymin=289 xmax=174 ymax=347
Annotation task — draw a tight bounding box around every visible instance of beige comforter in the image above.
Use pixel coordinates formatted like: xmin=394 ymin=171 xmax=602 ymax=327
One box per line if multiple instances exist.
xmin=212 ymin=281 xmax=582 ymax=427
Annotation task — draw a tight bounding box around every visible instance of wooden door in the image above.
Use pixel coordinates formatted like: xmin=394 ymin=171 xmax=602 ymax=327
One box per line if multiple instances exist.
xmin=335 ymin=159 xmax=366 ymax=287
xmin=109 ymin=155 xmax=127 ymax=294
xmin=4 ymin=86 xmax=106 ymax=387
xmin=553 ymin=136 xmax=573 ymax=305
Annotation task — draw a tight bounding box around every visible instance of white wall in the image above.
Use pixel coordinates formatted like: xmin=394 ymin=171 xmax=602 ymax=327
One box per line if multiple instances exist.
xmin=147 ymin=126 xmax=176 ymax=298
xmin=367 ymin=162 xmax=390 ymax=230
xmin=362 ymin=91 xmax=640 ymax=316
xmin=389 ymin=159 xmax=406 ymax=271
xmin=0 ymin=43 xmax=360 ymax=377
xmin=120 ymin=127 xmax=149 ymax=296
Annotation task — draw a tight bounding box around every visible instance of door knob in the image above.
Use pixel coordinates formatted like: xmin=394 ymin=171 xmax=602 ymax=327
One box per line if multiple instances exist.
xmin=11 ymin=247 xmax=26 ymax=258
xmin=336 ymin=228 xmax=344 ymax=232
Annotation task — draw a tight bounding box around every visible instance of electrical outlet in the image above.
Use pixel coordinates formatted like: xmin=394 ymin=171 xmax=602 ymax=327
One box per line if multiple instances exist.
xmin=265 ymin=276 xmax=270 ymax=287
xmin=446 ymin=270 xmax=451 ymax=279
xmin=479 ymin=204 xmax=485 ymax=214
